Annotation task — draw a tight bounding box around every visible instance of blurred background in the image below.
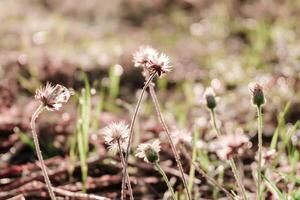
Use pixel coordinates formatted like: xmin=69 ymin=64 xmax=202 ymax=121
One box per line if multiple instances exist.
xmin=0 ymin=0 xmax=300 ymax=199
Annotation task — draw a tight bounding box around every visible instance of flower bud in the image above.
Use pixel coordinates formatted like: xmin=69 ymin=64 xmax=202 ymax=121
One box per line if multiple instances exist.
xmin=249 ymin=83 xmax=265 ymax=107
xmin=204 ymin=87 xmax=217 ymax=110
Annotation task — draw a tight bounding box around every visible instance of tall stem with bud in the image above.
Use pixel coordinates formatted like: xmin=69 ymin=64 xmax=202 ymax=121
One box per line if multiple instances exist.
xmin=257 ymin=105 xmax=263 ymax=200
xmin=248 ymin=82 xmax=265 ymax=200
xmin=31 ymin=105 xmax=56 ymax=200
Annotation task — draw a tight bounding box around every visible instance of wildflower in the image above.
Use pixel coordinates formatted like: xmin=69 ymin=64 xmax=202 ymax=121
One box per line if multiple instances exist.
xmin=248 ymin=82 xmax=266 ymax=107
xmin=136 ymin=140 xmax=161 ymax=163
xmin=133 ymin=46 xmax=158 ymax=68
xmin=102 ymin=121 xmax=129 ymax=154
xmin=146 ymin=53 xmax=173 ymax=77
xmin=261 ymin=149 xmax=276 ymax=166
xmin=203 ymin=87 xmax=217 ymax=110
xmin=133 ymin=46 xmax=173 ymax=77
xmin=35 ymin=82 xmax=73 ymax=111
xmin=211 ymin=131 xmax=251 ymax=160
xmin=170 ymin=128 xmax=192 ymax=145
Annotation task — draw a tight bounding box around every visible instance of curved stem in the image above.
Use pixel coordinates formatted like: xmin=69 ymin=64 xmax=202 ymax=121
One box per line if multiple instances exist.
xmin=148 ymin=85 xmax=191 ymax=200
xmin=31 ymin=104 xmax=56 ymax=200
xmin=257 ymin=106 xmax=263 ymax=200
xmin=118 ymin=141 xmax=134 ymax=200
xmin=122 ymin=73 xmax=156 ymax=197
xmin=154 ymin=162 xmax=176 ymax=200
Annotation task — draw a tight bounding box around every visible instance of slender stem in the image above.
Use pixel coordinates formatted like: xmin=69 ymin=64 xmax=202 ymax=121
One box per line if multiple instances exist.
xmin=125 ymin=73 xmax=157 ymax=162
xmin=122 ymin=73 xmax=156 ymax=198
xmin=118 ymin=141 xmax=134 ymax=200
xmin=31 ymin=104 xmax=56 ymax=200
xmin=257 ymin=106 xmax=263 ymax=200
xmin=154 ymin=162 xmax=176 ymax=200
xmin=210 ymin=109 xmax=221 ymax=137
xmin=229 ymin=158 xmax=248 ymax=200
xmin=188 ymin=129 xmax=198 ymax=193
xmin=148 ymin=84 xmax=191 ymax=200
xmin=210 ymin=109 xmax=248 ymax=200
xmin=179 ymin=144 xmax=234 ymax=200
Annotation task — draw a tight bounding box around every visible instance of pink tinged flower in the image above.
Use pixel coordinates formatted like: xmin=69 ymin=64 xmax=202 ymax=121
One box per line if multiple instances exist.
xmin=35 ymin=82 xmax=73 ymax=111
xmin=102 ymin=121 xmax=129 ymax=154
xmin=211 ymin=132 xmax=251 ymax=160
xmin=171 ymin=128 xmax=192 ymax=145
xmin=133 ymin=46 xmax=158 ymax=68
xmin=136 ymin=140 xmax=161 ymax=163
xmin=147 ymin=53 xmax=173 ymax=77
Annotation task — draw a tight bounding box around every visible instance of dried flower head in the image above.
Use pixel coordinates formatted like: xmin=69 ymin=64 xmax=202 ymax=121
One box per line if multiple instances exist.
xmin=211 ymin=131 xmax=251 ymax=160
xmin=203 ymin=87 xmax=217 ymax=110
xmin=261 ymin=148 xmax=276 ymax=166
xmin=133 ymin=46 xmax=158 ymax=68
xmin=35 ymin=82 xmax=73 ymax=111
xmin=133 ymin=46 xmax=173 ymax=77
xmin=102 ymin=121 xmax=129 ymax=154
xmin=146 ymin=53 xmax=173 ymax=77
xmin=248 ymin=82 xmax=266 ymax=107
xmin=171 ymin=128 xmax=192 ymax=145
xmin=136 ymin=140 xmax=161 ymax=163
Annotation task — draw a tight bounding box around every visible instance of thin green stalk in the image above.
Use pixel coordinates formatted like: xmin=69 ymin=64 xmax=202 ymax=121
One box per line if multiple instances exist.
xmin=154 ymin=162 xmax=176 ymax=200
xmin=31 ymin=104 xmax=56 ymax=200
xmin=210 ymin=109 xmax=248 ymax=200
xmin=211 ymin=109 xmax=220 ymax=137
xmin=257 ymin=106 xmax=263 ymax=200
xmin=149 ymin=84 xmax=191 ymax=200
xmin=229 ymin=158 xmax=248 ymax=200
xmin=188 ymin=128 xmax=198 ymax=192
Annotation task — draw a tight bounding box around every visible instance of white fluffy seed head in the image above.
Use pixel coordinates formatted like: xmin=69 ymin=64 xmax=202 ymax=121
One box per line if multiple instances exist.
xmin=102 ymin=121 xmax=129 ymax=154
xmin=133 ymin=46 xmax=158 ymax=68
xmin=133 ymin=46 xmax=173 ymax=77
xmin=136 ymin=140 xmax=161 ymax=163
xmin=35 ymin=82 xmax=73 ymax=111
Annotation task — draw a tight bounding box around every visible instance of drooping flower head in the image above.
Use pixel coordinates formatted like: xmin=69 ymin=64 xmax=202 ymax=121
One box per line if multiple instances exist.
xmin=211 ymin=130 xmax=251 ymax=160
xmin=136 ymin=140 xmax=161 ymax=163
xmin=203 ymin=87 xmax=217 ymax=110
xmin=35 ymin=82 xmax=73 ymax=111
xmin=248 ymin=82 xmax=266 ymax=107
xmin=170 ymin=128 xmax=192 ymax=146
xmin=133 ymin=46 xmax=173 ymax=77
xmin=102 ymin=121 xmax=129 ymax=154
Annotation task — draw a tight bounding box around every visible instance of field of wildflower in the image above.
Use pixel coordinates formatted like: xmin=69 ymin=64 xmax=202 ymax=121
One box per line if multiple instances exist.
xmin=0 ymin=0 xmax=300 ymax=200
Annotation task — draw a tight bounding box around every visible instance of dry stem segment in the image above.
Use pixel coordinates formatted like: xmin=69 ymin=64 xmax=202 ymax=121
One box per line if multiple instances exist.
xmin=30 ymin=104 xmax=56 ymax=200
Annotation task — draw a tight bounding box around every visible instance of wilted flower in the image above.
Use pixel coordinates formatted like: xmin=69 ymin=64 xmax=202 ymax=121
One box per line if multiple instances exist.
xmin=261 ymin=149 xmax=276 ymax=166
xmin=171 ymin=128 xmax=192 ymax=145
xmin=102 ymin=121 xmax=129 ymax=154
xmin=211 ymin=131 xmax=251 ymax=160
xmin=133 ymin=46 xmax=173 ymax=77
xmin=136 ymin=140 xmax=161 ymax=163
xmin=203 ymin=87 xmax=217 ymax=110
xmin=133 ymin=46 xmax=158 ymax=68
xmin=248 ymin=82 xmax=266 ymax=107
xmin=35 ymin=82 xmax=73 ymax=111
